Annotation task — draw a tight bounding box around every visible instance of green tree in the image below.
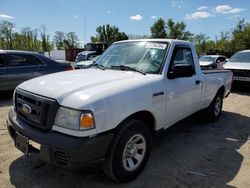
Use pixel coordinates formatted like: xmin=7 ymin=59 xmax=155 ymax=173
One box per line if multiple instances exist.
xmin=12 ymin=28 xmax=41 ymax=51
xmin=194 ymin=33 xmax=209 ymax=55
xmin=20 ymin=27 xmax=33 ymax=50
xmin=166 ymin=19 xmax=193 ymax=40
xmin=150 ymin=18 xmax=193 ymax=40
xmin=54 ymin=31 xmax=66 ymax=50
xmin=150 ymin=18 xmax=166 ymax=38
xmin=63 ymin=32 xmax=79 ymax=49
xmin=40 ymin=25 xmax=52 ymax=52
xmin=0 ymin=20 xmax=15 ymax=49
xmin=91 ymin=24 xmax=128 ymax=45
xmin=231 ymin=19 xmax=250 ymax=51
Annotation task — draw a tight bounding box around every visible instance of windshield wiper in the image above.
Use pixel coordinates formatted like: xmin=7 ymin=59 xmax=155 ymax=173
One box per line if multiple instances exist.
xmin=111 ymin=65 xmax=146 ymax=75
xmin=91 ymin=63 xmax=105 ymax=70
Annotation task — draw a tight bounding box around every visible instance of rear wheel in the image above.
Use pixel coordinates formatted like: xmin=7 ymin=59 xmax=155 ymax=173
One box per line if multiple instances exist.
xmin=206 ymin=92 xmax=223 ymax=121
xmin=103 ymin=119 xmax=151 ymax=182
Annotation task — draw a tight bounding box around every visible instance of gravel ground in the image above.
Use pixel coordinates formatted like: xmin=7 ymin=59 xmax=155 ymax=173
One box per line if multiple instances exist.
xmin=0 ymin=89 xmax=250 ymax=188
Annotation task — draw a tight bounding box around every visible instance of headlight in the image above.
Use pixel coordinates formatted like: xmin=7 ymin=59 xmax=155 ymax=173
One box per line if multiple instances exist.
xmin=54 ymin=107 xmax=95 ymax=130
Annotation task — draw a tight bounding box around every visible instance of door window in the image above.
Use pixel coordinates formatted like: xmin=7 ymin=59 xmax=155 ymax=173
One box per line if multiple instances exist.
xmin=26 ymin=55 xmax=44 ymax=66
xmin=169 ymin=47 xmax=195 ymax=73
xmin=7 ymin=54 xmax=44 ymax=67
xmin=217 ymin=56 xmax=226 ymax=62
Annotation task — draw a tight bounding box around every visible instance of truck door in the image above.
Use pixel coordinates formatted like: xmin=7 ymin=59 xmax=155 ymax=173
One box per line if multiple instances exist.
xmin=164 ymin=45 xmax=202 ymax=127
xmin=0 ymin=54 xmax=8 ymax=91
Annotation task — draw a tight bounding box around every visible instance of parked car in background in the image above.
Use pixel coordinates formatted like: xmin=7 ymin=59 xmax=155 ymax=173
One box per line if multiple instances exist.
xmin=75 ymin=55 xmax=100 ymax=69
xmin=0 ymin=50 xmax=73 ymax=91
xmin=199 ymin=55 xmax=228 ymax=69
xmin=75 ymin=42 xmax=108 ymax=62
xmin=224 ymin=50 xmax=250 ymax=84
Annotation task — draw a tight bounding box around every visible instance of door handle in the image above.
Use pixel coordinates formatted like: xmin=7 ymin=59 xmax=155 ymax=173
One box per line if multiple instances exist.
xmin=196 ymin=80 xmax=201 ymax=85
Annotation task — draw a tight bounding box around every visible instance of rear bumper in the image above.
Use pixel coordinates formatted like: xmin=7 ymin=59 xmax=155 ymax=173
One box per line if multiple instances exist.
xmin=7 ymin=108 xmax=114 ymax=170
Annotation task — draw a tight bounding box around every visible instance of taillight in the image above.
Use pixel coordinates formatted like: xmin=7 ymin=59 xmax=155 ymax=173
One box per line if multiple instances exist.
xmin=66 ymin=66 xmax=73 ymax=71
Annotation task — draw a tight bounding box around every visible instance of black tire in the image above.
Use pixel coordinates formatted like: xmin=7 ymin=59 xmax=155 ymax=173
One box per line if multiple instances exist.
xmin=206 ymin=92 xmax=223 ymax=121
xmin=103 ymin=119 xmax=151 ymax=182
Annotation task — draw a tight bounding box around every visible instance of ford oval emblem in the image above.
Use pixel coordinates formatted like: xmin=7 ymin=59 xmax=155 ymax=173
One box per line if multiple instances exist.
xmin=21 ymin=104 xmax=32 ymax=114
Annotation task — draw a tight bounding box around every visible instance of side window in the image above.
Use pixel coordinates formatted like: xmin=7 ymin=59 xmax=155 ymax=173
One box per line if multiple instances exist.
xmin=7 ymin=54 xmax=43 ymax=67
xmin=8 ymin=54 xmax=26 ymax=67
xmin=26 ymin=55 xmax=44 ymax=66
xmin=218 ymin=57 xmax=226 ymax=62
xmin=169 ymin=47 xmax=195 ymax=73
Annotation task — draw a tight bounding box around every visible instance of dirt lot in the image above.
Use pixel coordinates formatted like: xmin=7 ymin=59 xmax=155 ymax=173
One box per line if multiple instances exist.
xmin=0 ymin=90 xmax=250 ymax=188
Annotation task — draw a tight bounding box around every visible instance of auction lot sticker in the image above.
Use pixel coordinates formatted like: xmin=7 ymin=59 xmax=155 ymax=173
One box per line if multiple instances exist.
xmin=146 ymin=43 xmax=167 ymax=50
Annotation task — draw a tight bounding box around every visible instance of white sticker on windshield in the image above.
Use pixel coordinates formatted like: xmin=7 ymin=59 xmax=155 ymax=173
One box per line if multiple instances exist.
xmin=145 ymin=43 xmax=167 ymax=50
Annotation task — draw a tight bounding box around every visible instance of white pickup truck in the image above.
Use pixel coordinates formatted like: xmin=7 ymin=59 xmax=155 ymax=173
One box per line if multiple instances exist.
xmin=7 ymin=39 xmax=232 ymax=182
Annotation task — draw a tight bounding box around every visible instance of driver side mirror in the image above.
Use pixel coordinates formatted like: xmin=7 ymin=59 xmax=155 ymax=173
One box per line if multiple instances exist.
xmin=168 ymin=64 xmax=194 ymax=79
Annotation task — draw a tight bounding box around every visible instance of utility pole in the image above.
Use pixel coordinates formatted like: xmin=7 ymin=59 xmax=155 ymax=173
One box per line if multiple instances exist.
xmin=84 ymin=17 xmax=86 ymax=45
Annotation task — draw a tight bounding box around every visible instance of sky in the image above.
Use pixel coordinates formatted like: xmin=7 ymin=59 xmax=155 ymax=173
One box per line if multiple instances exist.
xmin=0 ymin=0 xmax=250 ymax=47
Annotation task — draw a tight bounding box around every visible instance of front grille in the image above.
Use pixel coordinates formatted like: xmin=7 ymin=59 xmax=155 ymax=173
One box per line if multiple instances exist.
xmin=15 ymin=89 xmax=59 ymax=131
xmin=54 ymin=151 xmax=69 ymax=166
xmin=231 ymin=69 xmax=250 ymax=77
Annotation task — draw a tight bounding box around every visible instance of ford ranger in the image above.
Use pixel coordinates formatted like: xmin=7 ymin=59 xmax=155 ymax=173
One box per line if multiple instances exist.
xmin=7 ymin=39 xmax=232 ymax=182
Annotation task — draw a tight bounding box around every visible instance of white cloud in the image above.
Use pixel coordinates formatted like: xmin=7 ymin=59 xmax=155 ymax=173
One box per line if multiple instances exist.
xmin=228 ymin=14 xmax=241 ymax=19
xmin=0 ymin=14 xmax=13 ymax=19
xmin=197 ymin=6 xmax=207 ymax=11
xmin=73 ymin=15 xmax=79 ymax=18
xmin=229 ymin=8 xmax=245 ymax=14
xmin=215 ymin=5 xmax=245 ymax=14
xmin=185 ymin=11 xmax=213 ymax=20
xmin=171 ymin=1 xmax=176 ymax=7
xmin=130 ymin=14 xmax=142 ymax=21
xmin=171 ymin=0 xmax=184 ymax=9
xmin=151 ymin=16 xmax=157 ymax=19
xmin=215 ymin=5 xmax=232 ymax=13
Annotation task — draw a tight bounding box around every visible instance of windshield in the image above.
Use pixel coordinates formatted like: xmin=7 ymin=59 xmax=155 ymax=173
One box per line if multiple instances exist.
xmin=199 ymin=56 xmax=216 ymax=62
xmin=230 ymin=51 xmax=250 ymax=63
xmin=95 ymin=41 xmax=168 ymax=74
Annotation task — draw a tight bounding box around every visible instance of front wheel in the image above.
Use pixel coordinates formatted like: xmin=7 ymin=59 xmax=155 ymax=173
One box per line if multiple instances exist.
xmin=103 ymin=119 xmax=151 ymax=182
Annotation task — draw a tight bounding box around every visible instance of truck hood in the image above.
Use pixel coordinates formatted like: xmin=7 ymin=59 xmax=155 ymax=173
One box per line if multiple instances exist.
xmin=223 ymin=62 xmax=250 ymax=70
xmin=18 ymin=68 xmax=152 ymax=108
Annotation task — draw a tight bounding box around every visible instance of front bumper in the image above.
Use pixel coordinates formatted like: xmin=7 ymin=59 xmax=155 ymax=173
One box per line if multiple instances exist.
xmin=7 ymin=108 xmax=114 ymax=170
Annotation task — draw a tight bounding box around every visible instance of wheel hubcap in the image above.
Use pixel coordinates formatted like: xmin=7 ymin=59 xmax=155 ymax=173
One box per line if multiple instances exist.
xmin=122 ymin=134 xmax=146 ymax=172
xmin=214 ymin=97 xmax=221 ymax=116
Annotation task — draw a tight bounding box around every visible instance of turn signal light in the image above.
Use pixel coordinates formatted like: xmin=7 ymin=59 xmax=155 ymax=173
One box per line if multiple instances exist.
xmin=80 ymin=113 xmax=95 ymax=130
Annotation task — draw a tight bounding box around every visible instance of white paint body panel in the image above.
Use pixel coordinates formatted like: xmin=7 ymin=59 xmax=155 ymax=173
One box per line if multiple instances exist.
xmin=17 ymin=39 xmax=233 ymax=137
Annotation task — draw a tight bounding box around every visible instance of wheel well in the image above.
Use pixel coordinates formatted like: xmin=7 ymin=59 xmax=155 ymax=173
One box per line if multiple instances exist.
xmin=218 ymin=86 xmax=225 ymax=96
xmin=118 ymin=111 xmax=155 ymax=133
